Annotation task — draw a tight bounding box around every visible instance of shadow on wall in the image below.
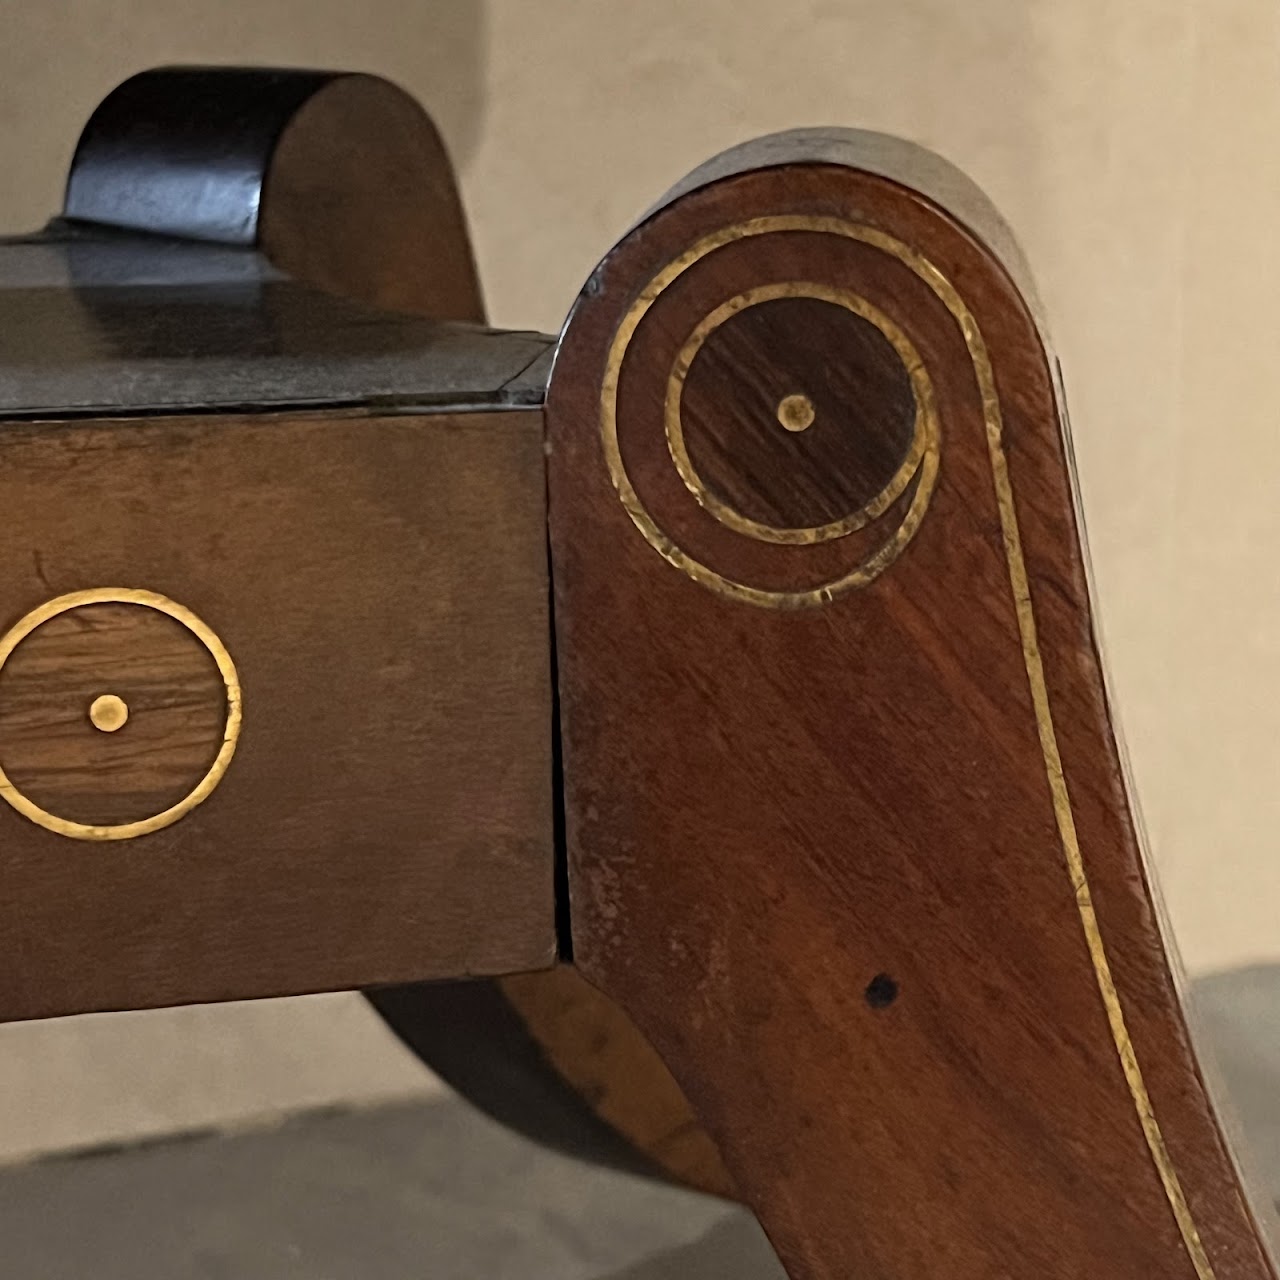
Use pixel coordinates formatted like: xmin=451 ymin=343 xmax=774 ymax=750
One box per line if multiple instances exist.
xmin=0 ymin=0 xmax=487 ymax=233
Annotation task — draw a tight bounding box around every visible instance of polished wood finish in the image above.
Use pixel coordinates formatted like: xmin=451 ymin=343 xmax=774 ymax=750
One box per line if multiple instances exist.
xmin=259 ymin=73 xmax=484 ymax=321
xmin=194 ymin=58 xmax=730 ymax=1191
xmin=547 ymin=137 xmax=1278 ymax=1279
xmin=0 ymin=410 xmax=555 ymax=1021
xmin=66 ymin=66 xmax=334 ymax=244
xmin=19 ymin=68 xmax=1280 ymax=1280
xmin=681 ymin=295 xmax=916 ymax=525
xmin=65 ymin=66 xmax=483 ymax=323
xmin=0 ymin=241 xmax=546 ymax=418
xmin=47 ymin=63 xmax=720 ymax=1201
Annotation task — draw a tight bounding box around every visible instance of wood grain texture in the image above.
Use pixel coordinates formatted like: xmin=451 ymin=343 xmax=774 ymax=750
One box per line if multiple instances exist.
xmin=0 ymin=601 xmax=226 ymax=827
xmin=546 ymin=145 xmax=1279 ymax=1279
xmin=497 ymin=968 xmax=736 ymax=1197
xmin=0 ymin=256 xmax=549 ymax=418
xmin=56 ymin=62 xmax=720 ymax=1195
xmin=209 ymin=57 xmax=736 ymax=1193
xmin=0 ymin=409 xmax=555 ymax=1020
xmin=65 ymin=66 xmax=483 ymax=324
xmin=259 ymin=73 xmax=484 ymax=322
xmin=679 ymin=294 xmax=916 ymax=526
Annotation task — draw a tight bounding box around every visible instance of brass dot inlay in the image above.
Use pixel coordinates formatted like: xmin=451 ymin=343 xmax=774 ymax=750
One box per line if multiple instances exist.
xmin=88 ymin=693 xmax=129 ymax=733
xmin=776 ymin=392 xmax=816 ymax=433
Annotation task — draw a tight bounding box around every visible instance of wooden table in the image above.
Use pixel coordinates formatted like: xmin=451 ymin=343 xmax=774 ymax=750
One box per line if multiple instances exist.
xmin=1 ymin=64 xmax=1275 ymax=1280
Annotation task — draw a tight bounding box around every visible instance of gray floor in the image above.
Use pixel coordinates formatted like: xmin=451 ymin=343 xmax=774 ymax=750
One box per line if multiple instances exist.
xmin=5 ymin=968 xmax=1280 ymax=1279
xmin=0 ymin=1094 xmax=784 ymax=1280
xmin=1187 ymin=966 xmax=1280 ymax=1208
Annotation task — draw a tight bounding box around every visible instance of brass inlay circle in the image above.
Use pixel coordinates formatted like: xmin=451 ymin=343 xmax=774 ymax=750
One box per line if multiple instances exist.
xmin=775 ymin=393 xmax=816 ymax=433
xmin=665 ymin=282 xmax=931 ymax=545
xmin=0 ymin=588 xmax=241 ymax=841
xmin=601 ymin=215 xmax=941 ymax=608
xmin=88 ymin=693 xmax=129 ymax=734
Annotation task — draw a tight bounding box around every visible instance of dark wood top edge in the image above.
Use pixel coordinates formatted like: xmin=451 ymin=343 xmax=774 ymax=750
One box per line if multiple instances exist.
xmin=64 ymin=66 xmax=349 ymax=245
xmin=547 ymin=129 xmax=1056 ymax=419
xmin=1 ymin=222 xmax=285 ymax=288
xmin=637 ymin=127 xmax=1046 ymax=329
xmin=0 ymin=229 xmax=554 ymax=417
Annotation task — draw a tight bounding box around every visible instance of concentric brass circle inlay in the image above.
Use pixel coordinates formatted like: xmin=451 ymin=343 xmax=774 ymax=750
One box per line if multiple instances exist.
xmin=601 ymin=215 xmax=942 ymax=608
xmin=0 ymin=589 xmax=241 ymax=840
xmin=665 ymin=282 xmax=931 ymax=546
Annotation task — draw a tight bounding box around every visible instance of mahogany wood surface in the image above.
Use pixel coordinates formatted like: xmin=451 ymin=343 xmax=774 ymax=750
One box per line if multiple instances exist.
xmin=258 ymin=72 xmax=485 ymax=321
xmin=49 ymin=64 xmax=720 ymax=1198
xmin=0 ymin=600 xmax=227 ymax=827
xmin=26 ymin=68 xmax=1280 ymax=1279
xmin=547 ymin=141 xmax=1279 ymax=1279
xmin=65 ymin=66 xmax=484 ymax=323
xmin=0 ymin=409 xmax=555 ymax=1020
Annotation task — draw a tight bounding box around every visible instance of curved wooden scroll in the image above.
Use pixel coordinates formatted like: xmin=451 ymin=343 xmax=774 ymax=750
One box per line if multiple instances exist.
xmin=65 ymin=66 xmax=483 ymax=321
xmin=546 ymin=131 xmax=1280 ymax=1279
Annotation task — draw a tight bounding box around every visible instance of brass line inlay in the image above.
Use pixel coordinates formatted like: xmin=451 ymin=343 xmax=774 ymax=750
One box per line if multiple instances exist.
xmin=0 ymin=588 xmax=242 ymax=841
xmin=912 ymin=237 xmax=1217 ymax=1280
xmin=599 ymin=213 xmax=1214 ymax=1278
xmin=665 ymin=282 xmax=930 ymax=545
xmin=776 ymin=392 xmax=816 ymax=433
xmin=88 ymin=693 xmax=128 ymax=734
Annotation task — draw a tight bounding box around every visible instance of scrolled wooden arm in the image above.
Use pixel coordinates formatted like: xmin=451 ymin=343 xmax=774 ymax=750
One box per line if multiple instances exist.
xmin=546 ymin=131 xmax=1278 ymax=1280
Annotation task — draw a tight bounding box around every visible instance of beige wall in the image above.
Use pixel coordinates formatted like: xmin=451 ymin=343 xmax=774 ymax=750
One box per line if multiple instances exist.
xmin=0 ymin=0 xmax=1277 ymax=1154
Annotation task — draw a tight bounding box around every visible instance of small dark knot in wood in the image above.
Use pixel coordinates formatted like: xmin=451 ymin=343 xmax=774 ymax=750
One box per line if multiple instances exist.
xmin=865 ymin=973 xmax=899 ymax=1009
